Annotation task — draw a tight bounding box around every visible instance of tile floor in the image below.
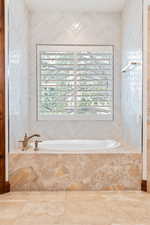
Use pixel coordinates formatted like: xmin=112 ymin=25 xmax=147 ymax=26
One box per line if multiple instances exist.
xmin=0 ymin=191 xmax=150 ymax=225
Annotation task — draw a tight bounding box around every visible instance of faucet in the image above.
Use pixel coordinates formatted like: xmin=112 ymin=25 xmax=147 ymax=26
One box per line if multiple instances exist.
xmin=19 ymin=133 xmax=40 ymax=150
xmin=34 ymin=140 xmax=42 ymax=151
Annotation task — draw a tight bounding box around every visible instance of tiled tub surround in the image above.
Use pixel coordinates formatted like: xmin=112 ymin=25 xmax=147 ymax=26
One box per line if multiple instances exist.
xmin=121 ymin=0 xmax=143 ymax=149
xmin=9 ymin=151 xmax=142 ymax=191
xmin=9 ymin=0 xmax=30 ymax=151
xmin=29 ymin=12 xmax=122 ymax=141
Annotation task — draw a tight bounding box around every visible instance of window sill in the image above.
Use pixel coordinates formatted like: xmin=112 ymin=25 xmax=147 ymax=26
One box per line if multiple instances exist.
xmin=37 ymin=115 xmax=113 ymax=121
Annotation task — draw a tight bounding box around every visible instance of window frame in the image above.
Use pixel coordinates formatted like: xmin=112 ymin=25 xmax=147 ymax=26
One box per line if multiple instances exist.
xmin=36 ymin=44 xmax=115 ymax=121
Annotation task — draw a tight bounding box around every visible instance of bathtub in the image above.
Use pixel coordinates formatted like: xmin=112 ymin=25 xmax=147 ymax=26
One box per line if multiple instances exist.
xmin=10 ymin=139 xmax=141 ymax=191
xmin=31 ymin=139 xmax=120 ymax=154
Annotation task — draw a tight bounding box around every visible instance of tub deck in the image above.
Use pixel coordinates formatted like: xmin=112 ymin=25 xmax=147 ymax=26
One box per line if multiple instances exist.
xmin=9 ymin=152 xmax=142 ymax=191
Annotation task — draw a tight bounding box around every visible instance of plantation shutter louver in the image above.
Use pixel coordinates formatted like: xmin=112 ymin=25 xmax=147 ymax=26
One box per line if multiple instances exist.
xmin=37 ymin=45 xmax=114 ymax=120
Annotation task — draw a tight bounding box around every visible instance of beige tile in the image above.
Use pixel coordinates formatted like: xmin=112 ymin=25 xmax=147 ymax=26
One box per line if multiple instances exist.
xmin=15 ymin=201 xmax=65 ymax=225
xmin=0 ymin=192 xmax=150 ymax=225
xmin=64 ymin=200 xmax=114 ymax=224
xmin=94 ymin=191 xmax=143 ymax=201
xmin=21 ymin=201 xmax=65 ymax=216
xmin=0 ymin=219 xmax=17 ymax=225
xmin=101 ymin=193 xmax=150 ymax=224
xmin=0 ymin=192 xmax=29 ymax=201
xmin=66 ymin=191 xmax=124 ymax=201
xmin=66 ymin=191 xmax=105 ymax=201
xmin=64 ymin=192 xmax=150 ymax=225
xmin=9 ymin=154 xmax=142 ymax=191
xmin=15 ymin=215 xmax=63 ymax=225
xmin=117 ymin=191 xmax=150 ymax=201
xmin=63 ymin=224 xmax=110 ymax=225
xmin=0 ymin=201 xmax=26 ymax=220
xmin=66 ymin=191 xmax=148 ymax=202
xmin=114 ymin=201 xmax=150 ymax=224
xmin=23 ymin=191 xmax=66 ymax=201
xmin=0 ymin=191 xmax=66 ymax=201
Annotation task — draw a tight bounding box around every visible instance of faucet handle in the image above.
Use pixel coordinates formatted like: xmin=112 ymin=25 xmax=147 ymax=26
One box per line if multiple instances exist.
xmin=35 ymin=140 xmax=42 ymax=143
xmin=35 ymin=139 xmax=42 ymax=146
xmin=34 ymin=140 xmax=42 ymax=151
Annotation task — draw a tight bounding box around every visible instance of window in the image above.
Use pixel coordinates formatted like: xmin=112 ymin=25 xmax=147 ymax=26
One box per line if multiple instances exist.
xmin=37 ymin=45 xmax=114 ymax=120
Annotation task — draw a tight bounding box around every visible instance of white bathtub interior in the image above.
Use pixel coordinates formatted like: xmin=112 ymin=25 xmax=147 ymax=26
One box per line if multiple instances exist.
xmin=36 ymin=139 xmax=120 ymax=151
xmin=15 ymin=138 xmax=139 ymax=154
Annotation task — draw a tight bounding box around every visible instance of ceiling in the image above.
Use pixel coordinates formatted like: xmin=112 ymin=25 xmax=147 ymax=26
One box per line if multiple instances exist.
xmin=25 ymin=0 xmax=126 ymax=13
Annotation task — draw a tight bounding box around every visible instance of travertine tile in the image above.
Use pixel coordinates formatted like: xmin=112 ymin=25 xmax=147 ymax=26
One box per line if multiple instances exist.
xmin=15 ymin=215 xmax=62 ymax=225
xmin=0 ymin=192 xmax=150 ymax=225
xmin=9 ymin=153 xmax=142 ymax=191
xmin=15 ymin=201 xmax=65 ymax=225
xmin=0 ymin=192 xmax=29 ymax=201
xmin=64 ymin=200 xmax=128 ymax=224
xmin=66 ymin=191 xmax=100 ymax=201
xmin=0 ymin=202 xmax=26 ymax=219
xmin=21 ymin=201 xmax=65 ymax=216
xmin=0 ymin=219 xmax=17 ymax=225
xmin=66 ymin=191 xmax=110 ymax=201
xmin=64 ymin=198 xmax=150 ymax=225
xmin=0 ymin=191 xmax=64 ymax=202
xmin=26 ymin=191 xmax=67 ymax=201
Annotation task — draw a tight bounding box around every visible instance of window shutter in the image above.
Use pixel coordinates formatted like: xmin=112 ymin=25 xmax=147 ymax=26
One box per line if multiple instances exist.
xmin=37 ymin=45 xmax=113 ymax=120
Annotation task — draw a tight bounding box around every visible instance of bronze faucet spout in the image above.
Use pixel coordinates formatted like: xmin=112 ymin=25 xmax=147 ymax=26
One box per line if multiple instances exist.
xmin=27 ymin=134 xmax=40 ymax=141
